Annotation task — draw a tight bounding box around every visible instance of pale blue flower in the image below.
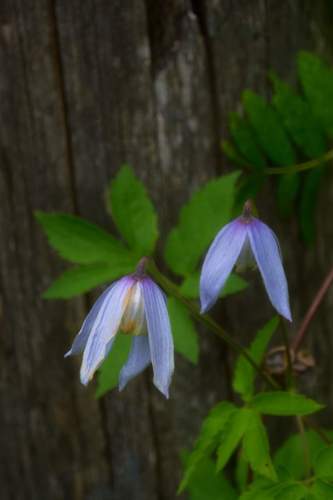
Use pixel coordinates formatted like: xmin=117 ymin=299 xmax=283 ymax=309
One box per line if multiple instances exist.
xmin=65 ymin=271 xmax=174 ymax=398
xmin=200 ymin=203 xmax=292 ymax=321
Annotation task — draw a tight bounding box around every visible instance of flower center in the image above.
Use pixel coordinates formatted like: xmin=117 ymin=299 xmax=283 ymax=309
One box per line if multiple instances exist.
xmin=120 ymin=282 xmax=147 ymax=336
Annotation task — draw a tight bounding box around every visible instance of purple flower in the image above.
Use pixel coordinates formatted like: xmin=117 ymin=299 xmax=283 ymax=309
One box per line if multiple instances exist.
xmin=200 ymin=202 xmax=292 ymax=321
xmin=65 ymin=266 xmax=174 ymax=398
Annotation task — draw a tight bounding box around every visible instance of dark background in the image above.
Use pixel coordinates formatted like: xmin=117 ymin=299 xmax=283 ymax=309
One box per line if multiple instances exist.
xmin=1 ymin=1 xmax=333 ymax=499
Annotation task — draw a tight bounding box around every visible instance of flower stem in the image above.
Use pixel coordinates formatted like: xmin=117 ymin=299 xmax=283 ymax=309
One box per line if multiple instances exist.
xmin=291 ymin=264 xmax=333 ymax=353
xmin=264 ymin=147 xmax=333 ymax=175
xmin=148 ymin=261 xmax=279 ymax=389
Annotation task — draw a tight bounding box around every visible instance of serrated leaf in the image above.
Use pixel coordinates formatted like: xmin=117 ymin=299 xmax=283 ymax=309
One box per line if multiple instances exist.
xmin=216 ymin=408 xmax=251 ymax=472
xmin=43 ymin=261 xmax=135 ymax=299
xmin=96 ymin=334 xmax=132 ymax=397
xmin=233 ymin=317 xmax=279 ymax=401
xmin=243 ymin=410 xmax=277 ymax=480
xmin=242 ymin=91 xmax=296 ymax=166
xmin=164 ymin=172 xmax=240 ymax=276
xmin=180 ymin=271 xmax=247 ymax=299
xmin=298 ymin=52 xmax=333 ymax=136
xmin=167 ymin=297 xmax=199 ymax=364
xmin=314 ymin=445 xmax=333 ymax=480
xmin=36 ymin=212 xmax=127 ymax=264
xmin=252 ymin=392 xmax=324 ymax=416
xmin=311 ymin=480 xmax=333 ymax=499
xmin=179 ymin=401 xmax=236 ymax=492
xmin=299 ymin=167 xmax=325 ymax=244
xmin=107 ymin=165 xmax=158 ymax=255
xmin=181 ymin=451 xmax=237 ymax=500
xmin=274 ymin=430 xmax=333 ymax=480
xmin=229 ymin=112 xmax=266 ymax=170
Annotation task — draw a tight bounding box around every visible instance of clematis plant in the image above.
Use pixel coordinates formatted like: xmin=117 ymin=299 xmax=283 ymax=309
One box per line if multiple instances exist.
xmin=65 ymin=258 xmax=174 ymax=398
xmin=200 ymin=200 xmax=292 ymax=321
xmin=37 ymin=164 xmax=330 ymax=499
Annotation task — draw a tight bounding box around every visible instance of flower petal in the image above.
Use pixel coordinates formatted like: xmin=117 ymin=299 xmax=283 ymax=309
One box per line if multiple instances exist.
xmin=141 ymin=278 xmax=174 ymax=398
xmin=200 ymin=219 xmax=248 ymax=313
xmin=80 ymin=276 xmax=133 ymax=385
xmin=65 ymin=284 xmax=114 ymax=357
xmin=248 ymin=218 xmax=292 ymax=321
xmin=118 ymin=335 xmax=151 ymax=391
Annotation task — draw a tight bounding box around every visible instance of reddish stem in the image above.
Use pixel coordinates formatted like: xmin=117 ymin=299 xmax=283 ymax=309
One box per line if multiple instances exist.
xmin=291 ymin=265 xmax=333 ymax=353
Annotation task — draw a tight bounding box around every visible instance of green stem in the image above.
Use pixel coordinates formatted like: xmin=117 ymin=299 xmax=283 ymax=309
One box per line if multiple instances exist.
xmin=147 ymin=261 xmax=279 ymax=389
xmin=264 ymin=147 xmax=333 ymax=175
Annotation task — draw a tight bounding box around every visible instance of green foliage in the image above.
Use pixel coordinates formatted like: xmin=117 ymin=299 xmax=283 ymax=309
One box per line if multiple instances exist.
xmin=314 ymin=445 xmax=333 ymax=480
xmin=36 ymin=212 xmax=130 ymax=264
xmin=224 ymin=52 xmax=332 ymax=242
xmin=179 ymin=401 xmax=237 ymax=492
xmin=311 ymin=480 xmax=333 ymax=499
xmin=229 ymin=112 xmax=266 ymax=170
xmin=239 ymin=478 xmax=308 ymax=500
xmin=96 ymin=334 xmax=132 ymax=397
xmin=242 ymin=91 xmax=296 ymax=166
xmin=167 ymin=297 xmax=199 ymax=364
xmin=251 ymin=391 xmax=323 ymax=416
xmin=106 ymin=165 xmax=158 ymax=255
xmin=216 ymin=407 xmax=252 ymax=471
xmin=164 ymin=172 xmax=240 ymax=276
xmin=274 ymin=430 xmax=333 ymax=480
xmin=43 ymin=261 xmax=134 ymax=299
xmin=233 ymin=316 xmax=279 ymax=401
xmin=181 ymin=452 xmax=237 ymax=500
xmin=180 ymin=271 xmax=247 ymax=299
xmin=242 ymin=410 xmax=276 ymax=480
xmin=298 ymin=51 xmax=333 ymax=135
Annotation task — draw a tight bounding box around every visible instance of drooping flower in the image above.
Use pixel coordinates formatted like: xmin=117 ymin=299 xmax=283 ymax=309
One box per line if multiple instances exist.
xmin=200 ymin=201 xmax=292 ymax=321
xmin=65 ymin=259 xmax=174 ymax=398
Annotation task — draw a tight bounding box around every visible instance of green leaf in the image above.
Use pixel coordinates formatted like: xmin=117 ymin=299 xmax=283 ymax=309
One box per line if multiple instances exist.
xmin=167 ymin=297 xmax=199 ymax=364
xmin=314 ymin=445 xmax=333 ymax=480
xmin=181 ymin=452 xmax=238 ymax=500
xmin=311 ymin=480 xmax=333 ymax=499
xmin=43 ymin=261 xmax=135 ymax=299
xmin=179 ymin=401 xmax=236 ymax=492
xmin=36 ymin=212 xmax=127 ymax=264
xmin=271 ymin=74 xmax=327 ymax=158
xmin=229 ymin=112 xmax=266 ymax=170
xmin=239 ymin=479 xmax=274 ymax=500
xmin=299 ymin=167 xmax=325 ymax=244
xmin=180 ymin=271 xmax=247 ymax=299
xmin=96 ymin=334 xmax=132 ymax=397
xmin=252 ymin=392 xmax=324 ymax=416
xmin=233 ymin=316 xmax=279 ymax=401
xmin=164 ymin=172 xmax=240 ymax=276
xmin=107 ymin=165 xmax=158 ymax=255
xmin=242 ymin=90 xmax=296 ymax=166
xmin=216 ymin=408 xmax=251 ymax=472
xmin=235 ymin=174 xmax=266 ymax=210
xmin=274 ymin=430 xmax=333 ymax=480
xmin=243 ymin=410 xmax=277 ymax=480
xmin=240 ymin=479 xmax=308 ymax=500
xmin=267 ymin=481 xmax=308 ymax=499
xmin=298 ymin=52 xmax=333 ymax=136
